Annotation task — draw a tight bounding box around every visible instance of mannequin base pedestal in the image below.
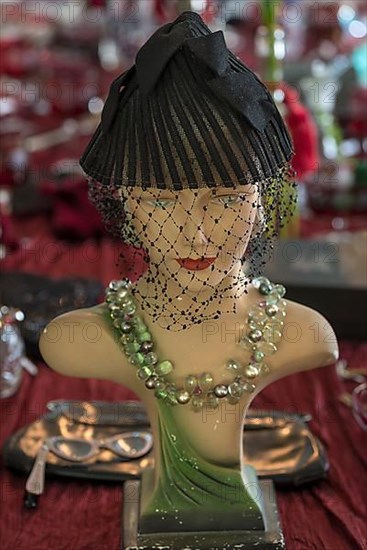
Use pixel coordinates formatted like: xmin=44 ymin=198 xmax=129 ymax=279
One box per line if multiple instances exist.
xmin=122 ymin=479 xmax=285 ymax=550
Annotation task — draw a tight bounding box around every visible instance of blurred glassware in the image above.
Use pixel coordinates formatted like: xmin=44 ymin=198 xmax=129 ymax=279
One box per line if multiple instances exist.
xmin=337 ymin=359 xmax=367 ymax=431
xmin=352 ymin=382 xmax=367 ymax=431
xmin=0 ymin=306 xmax=38 ymax=398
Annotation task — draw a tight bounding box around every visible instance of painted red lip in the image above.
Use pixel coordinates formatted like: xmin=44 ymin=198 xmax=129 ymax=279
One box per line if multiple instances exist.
xmin=176 ymin=257 xmax=216 ymax=271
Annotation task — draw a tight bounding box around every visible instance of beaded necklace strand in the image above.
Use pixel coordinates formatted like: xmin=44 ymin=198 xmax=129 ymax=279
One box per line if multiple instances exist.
xmin=106 ymin=276 xmax=286 ymax=412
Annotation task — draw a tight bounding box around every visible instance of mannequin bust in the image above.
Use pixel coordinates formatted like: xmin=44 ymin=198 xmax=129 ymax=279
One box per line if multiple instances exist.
xmin=39 ymin=186 xmax=338 ymax=533
xmin=40 ymin=11 xmax=338 ymax=545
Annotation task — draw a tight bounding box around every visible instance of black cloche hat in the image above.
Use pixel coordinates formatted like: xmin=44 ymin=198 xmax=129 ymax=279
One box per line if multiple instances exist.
xmin=80 ymin=11 xmax=293 ymax=190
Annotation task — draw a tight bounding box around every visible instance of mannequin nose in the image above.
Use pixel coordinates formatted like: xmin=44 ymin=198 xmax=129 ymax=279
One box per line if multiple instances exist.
xmin=182 ymin=216 xmax=208 ymax=248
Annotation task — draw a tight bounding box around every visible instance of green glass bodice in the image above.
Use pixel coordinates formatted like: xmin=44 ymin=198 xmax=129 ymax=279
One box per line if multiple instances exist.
xmin=139 ymin=402 xmax=264 ymax=533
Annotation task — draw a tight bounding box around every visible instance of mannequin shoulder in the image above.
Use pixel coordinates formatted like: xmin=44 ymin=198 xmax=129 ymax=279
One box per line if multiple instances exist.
xmin=280 ymin=299 xmax=339 ymax=369
xmin=39 ymin=304 xmax=128 ymax=381
xmin=40 ymin=303 xmax=114 ymax=342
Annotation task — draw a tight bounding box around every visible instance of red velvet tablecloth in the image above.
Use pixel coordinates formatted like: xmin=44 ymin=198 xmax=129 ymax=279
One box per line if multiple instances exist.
xmin=1 ymin=237 xmax=366 ymax=550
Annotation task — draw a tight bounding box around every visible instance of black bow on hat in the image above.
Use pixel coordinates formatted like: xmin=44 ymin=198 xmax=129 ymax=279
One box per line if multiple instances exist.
xmin=101 ymin=12 xmax=276 ymax=135
xmin=101 ymin=67 xmax=134 ymax=135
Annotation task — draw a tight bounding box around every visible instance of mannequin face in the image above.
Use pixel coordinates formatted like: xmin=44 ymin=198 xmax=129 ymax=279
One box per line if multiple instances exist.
xmin=125 ymin=185 xmax=259 ymax=293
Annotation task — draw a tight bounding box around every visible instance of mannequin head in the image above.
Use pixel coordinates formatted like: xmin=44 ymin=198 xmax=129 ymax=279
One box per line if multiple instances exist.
xmin=82 ymin=11 xmax=295 ymax=328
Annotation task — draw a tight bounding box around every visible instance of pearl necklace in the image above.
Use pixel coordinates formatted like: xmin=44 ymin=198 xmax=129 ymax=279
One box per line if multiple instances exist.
xmin=106 ymin=276 xmax=287 ymax=412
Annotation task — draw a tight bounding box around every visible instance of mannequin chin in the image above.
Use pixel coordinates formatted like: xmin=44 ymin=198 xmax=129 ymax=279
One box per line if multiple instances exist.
xmin=141 ymin=258 xmax=247 ymax=299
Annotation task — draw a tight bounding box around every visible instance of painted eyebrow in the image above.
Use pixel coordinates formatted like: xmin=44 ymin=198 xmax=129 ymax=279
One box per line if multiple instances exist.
xmin=212 ymin=189 xmax=238 ymax=194
xmin=140 ymin=195 xmax=177 ymax=200
xmin=131 ymin=186 xmax=255 ymax=200
xmin=211 ymin=188 xmax=249 ymax=195
xmin=139 ymin=191 xmax=178 ymax=199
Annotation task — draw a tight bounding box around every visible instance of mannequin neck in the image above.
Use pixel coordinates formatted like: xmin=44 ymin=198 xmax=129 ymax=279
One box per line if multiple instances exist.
xmin=133 ymin=262 xmax=249 ymax=329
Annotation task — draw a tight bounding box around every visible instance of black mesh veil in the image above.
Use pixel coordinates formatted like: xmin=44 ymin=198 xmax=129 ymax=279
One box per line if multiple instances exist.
xmin=81 ymin=11 xmax=296 ymax=330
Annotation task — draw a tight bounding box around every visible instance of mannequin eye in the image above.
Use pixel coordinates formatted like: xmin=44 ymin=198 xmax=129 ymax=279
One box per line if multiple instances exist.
xmin=211 ymin=194 xmax=242 ymax=206
xmin=145 ymin=198 xmax=175 ymax=208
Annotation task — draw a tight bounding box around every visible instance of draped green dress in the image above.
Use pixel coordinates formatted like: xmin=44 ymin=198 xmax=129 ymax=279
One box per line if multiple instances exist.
xmin=139 ymin=401 xmax=264 ymax=533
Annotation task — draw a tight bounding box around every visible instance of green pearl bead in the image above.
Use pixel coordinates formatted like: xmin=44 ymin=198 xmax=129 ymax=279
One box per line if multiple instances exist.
xmin=144 ymin=352 xmax=158 ymax=366
xmin=116 ymin=287 xmax=129 ymax=300
xmin=260 ymin=363 xmax=270 ymax=374
xmin=155 ymin=379 xmax=166 ymax=391
xmin=226 ymin=360 xmax=242 ymax=373
xmin=273 ymin=310 xmax=286 ymax=321
xmin=155 ymin=388 xmax=168 ymax=400
xmin=253 ymin=350 xmax=265 ymax=362
xmin=199 ymin=373 xmax=214 ymax=392
xmin=137 ymin=366 xmax=152 ymax=380
xmin=228 ymin=382 xmax=244 ymax=398
xmin=125 ymin=342 xmax=140 ymax=355
xmin=120 ymin=279 xmax=132 ymax=290
xmin=274 ymin=284 xmax=286 ymax=298
xmin=134 ymin=319 xmax=148 ymax=334
xmin=257 ymin=342 xmax=277 ymax=356
xmin=248 ymin=309 xmax=267 ymax=325
xmin=248 ymin=329 xmax=262 ymax=342
xmin=121 ymin=322 xmax=133 ymax=333
xmin=252 ymin=276 xmax=270 ymax=289
xmin=206 ymin=392 xmax=219 ymax=409
xmin=227 ymin=395 xmax=240 ymax=405
xmin=184 ymin=375 xmax=198 ymax=392
xmin=108 ymin=280 xmax=120 ymax=291
xmin=265 ymin=291 xmax=280 ymax=306
xmin=265 ymin=304 xmax=278 ymax=317
xmin=266 ymin=320 xmax=284 ymax=334
xmin=122 ymin=303 xmax=136 ymax=316
xmin=130 ymin=352 xmax=145 ymax=367
xmin=166 ymin=392 xmax=178 ymax=406
xmin=137 ymin=331 xmax=152 ymax=343
xmin=110 ymin=306 xmax=123 ymax=319
xmin=243 ymin=382 xmax=256 ymax=393
xmin=239 ymin=336 xmax=256 ymax=351
xmin=259 ymin=282 xmax=272 ymax=295
xmin=120 ymin=296 xmax=133 ymax=308
xmin=120 ymin=333 xmax=134 ymax=344
xmin=191 ymin=396 xmax=204 ymax=410
xmin=263 ymin=326 xmax=282 ymax=343
xmin=156 ymin=360 xmax=173 ymax=376
xmin=164 ymin=384 xmax=178 ymax=403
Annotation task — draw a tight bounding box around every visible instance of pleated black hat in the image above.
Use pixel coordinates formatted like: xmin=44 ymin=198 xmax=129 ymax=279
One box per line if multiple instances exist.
xmin=80 ymin=11 xmax=293 ymax=190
